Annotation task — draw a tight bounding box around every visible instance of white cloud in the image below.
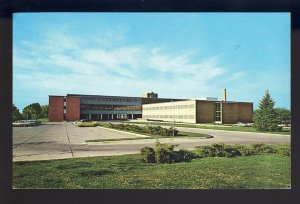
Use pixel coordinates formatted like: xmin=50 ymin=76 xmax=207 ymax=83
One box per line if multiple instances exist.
xmin=14 ymin=29 xmax=246 ymax=109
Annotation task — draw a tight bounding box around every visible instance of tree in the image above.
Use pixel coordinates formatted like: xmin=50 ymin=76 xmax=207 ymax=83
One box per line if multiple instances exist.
xmin=274 ymin=107 xmax=291 ymax=124
xmin=41 ymin=105 xmax=49 ymax=118
xmin=253 ymin=90 xmax=282 ymax=132
xmin=22 ymin=103 xmax=42 ymax=120
xmin=12 ymin=104 xmax=23 ymax=121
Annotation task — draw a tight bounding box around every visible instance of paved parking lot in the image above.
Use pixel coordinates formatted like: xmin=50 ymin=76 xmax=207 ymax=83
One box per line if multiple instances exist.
xmin=13 ymin=122 xmax=290 ymax=161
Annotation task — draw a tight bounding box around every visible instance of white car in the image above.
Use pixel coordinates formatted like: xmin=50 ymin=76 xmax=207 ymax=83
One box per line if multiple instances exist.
xmin=13 ymin=120 xmax=32 ymax=127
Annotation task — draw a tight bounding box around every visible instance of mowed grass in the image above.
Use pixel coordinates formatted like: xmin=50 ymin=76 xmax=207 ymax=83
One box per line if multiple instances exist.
xmin=13 ymin=154 xmax=290 ymax=189
xmin=38 ymin=118 xmax=49 ymax=122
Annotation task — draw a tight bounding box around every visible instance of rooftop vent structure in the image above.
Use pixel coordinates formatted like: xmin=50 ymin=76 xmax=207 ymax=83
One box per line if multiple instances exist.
xmin=143 ymin=92 xmax=158 ymax=98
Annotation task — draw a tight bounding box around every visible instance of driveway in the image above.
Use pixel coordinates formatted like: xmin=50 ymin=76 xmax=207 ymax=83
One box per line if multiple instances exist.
xmin=13 ymin=122 xmax=290 ymax=161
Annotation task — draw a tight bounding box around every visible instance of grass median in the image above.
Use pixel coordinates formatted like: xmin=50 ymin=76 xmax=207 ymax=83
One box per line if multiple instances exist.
xmin=124 ymin=121 xmax=290 ymax=135
xmin=87 ymin=123 xmax=213 ymax=143
xmin=13 ymin=152 xmax=290 ymax=189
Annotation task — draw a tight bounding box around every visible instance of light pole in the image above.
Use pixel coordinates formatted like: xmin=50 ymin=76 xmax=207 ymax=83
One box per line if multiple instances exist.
xmin=173 ymin=116 xmax=175 ymax=137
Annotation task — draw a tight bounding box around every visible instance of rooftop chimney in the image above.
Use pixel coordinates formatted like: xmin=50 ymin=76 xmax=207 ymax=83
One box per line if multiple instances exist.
xmin=224 ymin=89 xmax=227 ymax=101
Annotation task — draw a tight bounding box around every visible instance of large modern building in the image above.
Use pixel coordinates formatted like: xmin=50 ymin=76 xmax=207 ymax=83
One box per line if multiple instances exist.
xmin=142 ymin=99 xmax=253 ymax=124
xmin=49 ymin=91 xmax=253 ymax=124
xmin=48 ymin=93 xmax=183 ymax=122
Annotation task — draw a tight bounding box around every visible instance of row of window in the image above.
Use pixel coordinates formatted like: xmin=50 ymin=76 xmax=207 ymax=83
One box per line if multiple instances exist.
xmin=143 ymin=104 xmax=195 ymax=111
xmin=81 ymin=97 xmax=140 ymax=103
xmin=143 ymin=115 xmax=195 ymax=119
xmin=80 ymin=104 xmax=142 ymax=111
xmin=215 ymin=103 xmax=221 ymax=111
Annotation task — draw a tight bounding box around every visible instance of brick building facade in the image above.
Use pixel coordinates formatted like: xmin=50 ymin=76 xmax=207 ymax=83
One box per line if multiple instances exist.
xmin=142 ymin=100 xmax=253 ymax=124
xmin=48 ymin=96 xmax=64 ymax=122
xmin=48 ymin=93 xmax=182 ymax=122
xmin=49 ymin=92 xmax=253 ymax=124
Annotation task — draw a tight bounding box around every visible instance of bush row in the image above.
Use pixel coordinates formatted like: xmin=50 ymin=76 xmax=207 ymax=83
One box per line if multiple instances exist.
xmin=194 ymin=143 xmax=290 ymax=158
xmin=140 ymin=142 xmax=290 ymax=164
xmin=108 ymin=123 xmax=179 ymax=136
xmin=140 ymin=141 xmax=194 ymax=164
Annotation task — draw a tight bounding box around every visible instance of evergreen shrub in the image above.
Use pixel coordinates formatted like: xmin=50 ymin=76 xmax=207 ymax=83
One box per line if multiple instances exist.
xmin=108 ymin=123 xmax=178 ymax=136
xmin=140 ymin=147 xmax=156 ymax=163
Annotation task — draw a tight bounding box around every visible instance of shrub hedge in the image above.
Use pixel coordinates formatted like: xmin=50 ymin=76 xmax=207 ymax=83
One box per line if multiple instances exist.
xmin=194 ymin=143 xmax=291 ymax=158
xmin=108 ymin=123 xmax=179 ymax=136
xmin=140 ymin=141 xmax=194 ymax=164
xmin=140 ymin=147 xmax=155 ymax=163
xmin=140 ymin=142 xmax=290 ymax=164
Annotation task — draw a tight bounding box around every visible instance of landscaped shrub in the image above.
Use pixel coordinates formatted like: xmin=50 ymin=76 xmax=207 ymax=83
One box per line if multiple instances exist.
xmin=107 ymin=123 xmax=179 ymax=136
xmin=154 ymin=141 xmax=178 ymax=163
xmin=141 ymin=142 xmax=290 ymax=164
xmin=195 ymin=143 xmax=290 ymax=158
xmin=273 ymin=145 xmax=291 ymax=157
xmin=198 ymin=143 xmax=229 ymax=157
xmin=231 ymin=144 xmax=255 ymax=156
xmin=251 ymin=143 xmax=277 ymax=154
xmin=140 ymin=142 xmax=194 ymax=164
xmin=195 ymin=144 xmax=248 ymax=158
xmin=223 ymin=146 xmax=242 ymax=158
xmin=140 ymin=147 xmax=156 ymax=163
xmin=278 ymin=147 xmax=291 ymax=157
xmin=193 ymin=146 xmax=203 ymax=158
xmin=174 ymin=149 xmax=195 ymax=162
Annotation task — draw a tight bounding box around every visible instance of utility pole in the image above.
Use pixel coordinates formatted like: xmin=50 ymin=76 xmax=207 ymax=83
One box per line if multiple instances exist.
xmin=173 ymin=117 xmax=175 ymax=136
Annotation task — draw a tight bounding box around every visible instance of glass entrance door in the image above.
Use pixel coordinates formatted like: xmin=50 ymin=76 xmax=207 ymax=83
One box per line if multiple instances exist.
xmin=215 ymin=102 xmax=222 ymax=123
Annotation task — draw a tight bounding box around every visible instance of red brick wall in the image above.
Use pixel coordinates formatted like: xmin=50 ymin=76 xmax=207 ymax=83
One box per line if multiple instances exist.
xmin=196 ymin=101 xmax=215 ymax=123
xmin=66 ymin=96 xmax=80 ymax=121
xmin=222 ymin=103 xmax=239 ymax=124
xmin=222 ymin=102 xmax=253 ymax=123
xmin=238 ymin=102 xmax=253 ymax=122
xmin=48 ymin=96 xmax=64 ymax=122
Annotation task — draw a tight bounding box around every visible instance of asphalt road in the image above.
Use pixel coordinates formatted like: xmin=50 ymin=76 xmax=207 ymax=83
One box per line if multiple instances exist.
xmin=13 ymin=122 xmax=290 ymax=161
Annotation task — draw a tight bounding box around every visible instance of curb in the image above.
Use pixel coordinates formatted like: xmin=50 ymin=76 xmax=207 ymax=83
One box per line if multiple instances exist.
xmin=96 ymin=126 xmax=150 ymax=138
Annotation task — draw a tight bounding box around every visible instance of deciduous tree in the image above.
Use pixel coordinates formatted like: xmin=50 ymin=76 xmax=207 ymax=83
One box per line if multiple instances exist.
xmin=12 ymin=104 xmax=23 ymax=121
xmin=274 ymin=107 xmax=290 ymax=124
xmin=22 ymin=103 xmax=42 ymax=120
xmin=41 ymin=105 xmax=49 ymax=118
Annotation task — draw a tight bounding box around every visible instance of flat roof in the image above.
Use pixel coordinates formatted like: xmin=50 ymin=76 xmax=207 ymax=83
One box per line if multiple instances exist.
xmin=49 ymin=95 xmax=64 ymax=97
xmin=142 ymin=99 xmax=253 ymax=106
xmin=65 ymin=94 xmax=186 ymax=100
xmin=66 ymin=93 xmax=142 ymax=99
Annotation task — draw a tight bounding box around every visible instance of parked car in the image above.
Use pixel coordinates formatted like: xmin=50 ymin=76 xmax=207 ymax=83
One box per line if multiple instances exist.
xmin=233 ymin=122 xmax=253 ymax=127
xmin=13 ymin=120 xmax=32 ymax=127
xmin=76 ymin=119 xmax=98 ymax=127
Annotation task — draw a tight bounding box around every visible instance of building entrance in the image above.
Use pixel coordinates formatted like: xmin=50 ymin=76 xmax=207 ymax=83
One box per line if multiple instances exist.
xmin=215 ymin=102 xmax=222 ymax=124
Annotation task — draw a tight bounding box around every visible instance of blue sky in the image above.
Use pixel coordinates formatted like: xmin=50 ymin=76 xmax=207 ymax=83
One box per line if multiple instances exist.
xmin=13 ymin=12 xmax=290 ymax=111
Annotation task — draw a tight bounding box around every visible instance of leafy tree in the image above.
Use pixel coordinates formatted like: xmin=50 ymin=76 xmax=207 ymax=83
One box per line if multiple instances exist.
xmin=22 ymin=103 xmax=42 ymax=120
xmin=41 ymin=105 xmax=49 ymax=118
xmin=253 ymin=90 xmax=282 ymax=132
xmin=12 ymin=104 xmax=23 ymax=121
xmin=274 ymin=107 xmax=290 ymax=124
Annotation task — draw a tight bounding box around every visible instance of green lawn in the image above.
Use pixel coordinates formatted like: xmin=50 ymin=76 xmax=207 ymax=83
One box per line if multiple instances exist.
xmin=13 ymin=153 xmax=290 ymax=189
xmin=38 ymin=118 xmax=49 ymax=122
xmin=124 ymin=121 xmax=290 ymax=135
